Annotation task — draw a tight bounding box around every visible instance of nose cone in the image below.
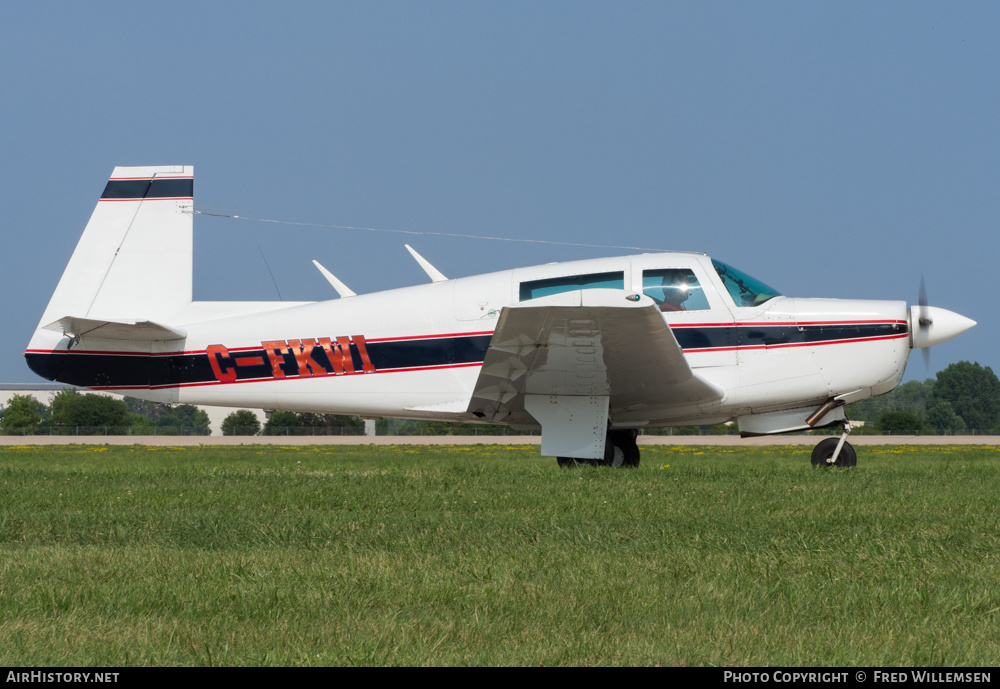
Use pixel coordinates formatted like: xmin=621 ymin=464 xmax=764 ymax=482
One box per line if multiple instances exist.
xmin=909 ymin=305 xmax=977 ymax=349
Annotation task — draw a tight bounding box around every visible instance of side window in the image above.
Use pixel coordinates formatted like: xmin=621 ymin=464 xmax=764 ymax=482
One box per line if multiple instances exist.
xmin=519 ymin=271 xmax=624 ymax=301
xmin=642 ymin=269 xmax=710 ymax=312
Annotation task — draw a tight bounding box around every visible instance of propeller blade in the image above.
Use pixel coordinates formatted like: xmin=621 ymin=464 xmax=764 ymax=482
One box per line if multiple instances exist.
xmin=918 ymin=276 xmax=932 ymax=329
xmin=919 ymin=276 xmax=930 ymax=369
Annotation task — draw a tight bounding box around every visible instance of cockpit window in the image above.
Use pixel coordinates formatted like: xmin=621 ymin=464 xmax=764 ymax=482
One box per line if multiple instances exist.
xmin=642 ymin=269 xmax=709 ymax=311
xmin=712 ymin=259 xmax=781 ymax=307
xmin=519 ymin=271 xmax=624 ymax=301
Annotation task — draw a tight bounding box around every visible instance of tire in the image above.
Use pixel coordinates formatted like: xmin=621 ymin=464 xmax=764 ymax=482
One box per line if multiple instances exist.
xmin=605 ymin=436 xmax=626 ymax=467
xmin=620 ymin=431 xmax=641 ymax=468
xmin=607 ymin=430 xmax=640 ymax=468
xmin=811 ymin=438 xmax=857 ymax=468
xmin=835 ymin=442 xmax=857 ymax=468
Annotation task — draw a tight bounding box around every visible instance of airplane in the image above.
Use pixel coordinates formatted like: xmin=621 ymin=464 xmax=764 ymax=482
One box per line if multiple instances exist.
xmin=25 ymin=166 xmax=977 ymax=468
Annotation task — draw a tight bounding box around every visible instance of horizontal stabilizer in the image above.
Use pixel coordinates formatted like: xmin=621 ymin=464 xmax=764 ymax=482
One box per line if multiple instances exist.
xmin=44 ymin=316 xmax=187 ymax=341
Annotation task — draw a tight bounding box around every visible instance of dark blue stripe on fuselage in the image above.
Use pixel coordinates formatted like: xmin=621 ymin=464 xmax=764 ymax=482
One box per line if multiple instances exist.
xmin=101 ymin=178 xmax=193 ymax=199
xmin=25 ymin=323 xmax=905 ymax=389
xmin=25 ymin=335 xmax=494 ymax=388
xmin=673 ymin=322 xmax=907 ymax=350
xmin=672 ymin=327 xmax=737 ymax=351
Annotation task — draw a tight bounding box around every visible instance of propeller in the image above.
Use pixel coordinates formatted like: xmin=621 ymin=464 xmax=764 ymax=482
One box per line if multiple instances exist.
xmin=918 ymin=276 xmax=931 ymax=369
xmin=908 ymin=277 xmax=976 ymax=366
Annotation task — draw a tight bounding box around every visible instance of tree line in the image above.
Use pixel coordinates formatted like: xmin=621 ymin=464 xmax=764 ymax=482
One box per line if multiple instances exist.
xmin=222 ymin=412 xmax=523 ymax=436
xmin=0 ymin=390 xmax=211 ymax=436
xmin=3 ymin=360 xmax=998 ymax=436
xmin=846 ymin=361 xmax=1000 ymax=434
xmin=220 ymin=409 xmax=365 ymax=436
xmin=0 ymin=392 xmax=369 ymax=437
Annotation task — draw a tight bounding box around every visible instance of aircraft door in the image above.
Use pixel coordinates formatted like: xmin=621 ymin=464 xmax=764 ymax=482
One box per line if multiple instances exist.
xmin=632 ymin=258 xmax=738 ymax=371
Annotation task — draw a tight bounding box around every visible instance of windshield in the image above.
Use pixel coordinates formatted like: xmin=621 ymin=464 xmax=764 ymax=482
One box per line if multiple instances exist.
xmin=712 ymin=259 xmax=781 ymax=307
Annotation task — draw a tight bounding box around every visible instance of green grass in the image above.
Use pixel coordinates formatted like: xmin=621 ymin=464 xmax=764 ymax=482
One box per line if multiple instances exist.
xmin=0 ymin=443 xmax=998 ymax=666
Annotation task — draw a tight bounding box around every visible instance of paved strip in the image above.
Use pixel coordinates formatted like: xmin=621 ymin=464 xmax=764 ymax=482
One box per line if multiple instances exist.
xmin=1 ymin=435 xmax=997 ymax=447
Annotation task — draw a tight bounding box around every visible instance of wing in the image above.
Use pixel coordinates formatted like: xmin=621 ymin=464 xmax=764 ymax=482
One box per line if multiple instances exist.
xmin=467 ymin=288 xmax=722 ymax=456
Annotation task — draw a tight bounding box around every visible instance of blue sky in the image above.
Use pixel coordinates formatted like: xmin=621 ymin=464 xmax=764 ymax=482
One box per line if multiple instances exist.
xmin=2 ymin=2 xmax=996 ymax=383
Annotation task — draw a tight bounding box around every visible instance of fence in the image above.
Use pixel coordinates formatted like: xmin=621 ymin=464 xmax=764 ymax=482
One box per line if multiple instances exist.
xmin=1 ymin=425 xmax=995 ymax=437
xmin=0 ymin=425 xmax=533 ymax=437
xmin=3 ymin=426 xmax=211 ymax=436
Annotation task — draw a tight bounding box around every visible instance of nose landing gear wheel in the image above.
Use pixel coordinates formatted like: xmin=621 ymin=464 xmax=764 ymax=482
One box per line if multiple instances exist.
xmin=811 ymin=437 xmax=857 ymax=468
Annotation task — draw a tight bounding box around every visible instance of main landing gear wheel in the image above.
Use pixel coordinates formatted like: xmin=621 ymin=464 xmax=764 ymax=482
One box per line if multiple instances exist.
xmin=811 ymin=437 xmax=857 ymax=468
xmin=606 ymin=430 xmax=640 ymax=468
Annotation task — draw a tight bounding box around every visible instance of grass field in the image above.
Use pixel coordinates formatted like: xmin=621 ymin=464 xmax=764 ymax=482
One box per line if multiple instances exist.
xmin=0 ymin=443 xmax=998 ymax=666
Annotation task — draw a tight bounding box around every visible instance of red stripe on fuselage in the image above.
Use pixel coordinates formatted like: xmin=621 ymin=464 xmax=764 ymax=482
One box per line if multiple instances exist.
xmin=24 ymin=330 xmax=498 ymax=358
xmin=669 ymin=320 xmax=908 ymax=328
xmin=98 ymin=197 xmax=193 ymax=202
xmin=88 ymin=361 xmax=486 ymax=392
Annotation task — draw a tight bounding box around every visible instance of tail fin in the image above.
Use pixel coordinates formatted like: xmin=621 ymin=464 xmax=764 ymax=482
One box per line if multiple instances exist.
xmin=32 ymin=165 xmax=194 ymax=341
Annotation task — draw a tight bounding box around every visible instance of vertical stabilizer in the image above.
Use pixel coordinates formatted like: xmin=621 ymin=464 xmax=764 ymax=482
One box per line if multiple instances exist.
xmin=35 ymin=165 xmax=194 ymax=330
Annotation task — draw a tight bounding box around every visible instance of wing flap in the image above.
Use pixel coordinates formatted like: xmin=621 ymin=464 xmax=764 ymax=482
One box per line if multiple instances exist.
xmin=468 ymin=289 xmax=722 ymax=426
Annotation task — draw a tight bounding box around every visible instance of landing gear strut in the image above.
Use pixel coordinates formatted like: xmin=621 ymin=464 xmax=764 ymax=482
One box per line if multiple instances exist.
xmin=811 ymin=421 xmax=857 ymax=468
xmin=557 ymin=429 xmax=640 ymax=468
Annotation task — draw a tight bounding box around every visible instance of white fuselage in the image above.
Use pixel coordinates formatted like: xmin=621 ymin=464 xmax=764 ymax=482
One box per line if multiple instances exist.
xmin=28 ymin=253 xmax=910 ymax=431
